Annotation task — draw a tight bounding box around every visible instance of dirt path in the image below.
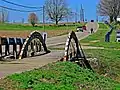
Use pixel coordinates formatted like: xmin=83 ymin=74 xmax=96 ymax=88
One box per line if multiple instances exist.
xmin=0 ymin=29 xmax=71 ymax=38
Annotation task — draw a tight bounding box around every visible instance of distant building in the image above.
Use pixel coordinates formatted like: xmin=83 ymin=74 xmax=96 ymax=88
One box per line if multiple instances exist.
xmin=117 ymin=18 xmax=120 ymax=21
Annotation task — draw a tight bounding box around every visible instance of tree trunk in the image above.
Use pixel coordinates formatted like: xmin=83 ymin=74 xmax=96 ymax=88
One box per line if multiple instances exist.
xmin=114 ymin=16 xmax=117 ymax=23
xmin=110 ymin=16 xmax=113 ymax=23
xmin=55 ymin=19 xmax=58 ymax=25
xmin=31 ymin=21 xmax=35 ymax=27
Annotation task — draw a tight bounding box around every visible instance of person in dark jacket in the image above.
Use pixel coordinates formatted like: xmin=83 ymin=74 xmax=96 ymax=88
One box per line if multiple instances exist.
xmin=91 ymin=28 xmax=94 ymax=33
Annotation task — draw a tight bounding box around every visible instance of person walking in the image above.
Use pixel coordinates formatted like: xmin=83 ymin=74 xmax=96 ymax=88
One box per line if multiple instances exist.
xmin=91 ymin=28 xmax=94 ymax=34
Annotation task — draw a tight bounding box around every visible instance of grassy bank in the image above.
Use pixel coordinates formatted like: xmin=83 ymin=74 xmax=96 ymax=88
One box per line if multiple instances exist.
xmin=80 ymin=23 xmax=120 ymax=81
xmin=0 ymin=62 xmax=120 ymax=90
xmin=84 ymin=49 xmax=120 ymax=80
xmin=81 ymin=23 xmax=119 ymax=49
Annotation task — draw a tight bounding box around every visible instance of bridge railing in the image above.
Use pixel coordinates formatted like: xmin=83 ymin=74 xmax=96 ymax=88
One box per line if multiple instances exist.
xmin=0 ymin=31 xmax=50 ymax=60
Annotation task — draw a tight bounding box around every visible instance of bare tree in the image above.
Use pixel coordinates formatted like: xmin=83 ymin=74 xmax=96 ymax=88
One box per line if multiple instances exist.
xmin=97 ymin=0 xmax=120 ymax=23
xmin=44 ymin=0 xmax=70 ymax=25
xmin=0 ymin=8 xmax=9 ymax=23
xmin=28 ymin=13 xmax=38 ymax=27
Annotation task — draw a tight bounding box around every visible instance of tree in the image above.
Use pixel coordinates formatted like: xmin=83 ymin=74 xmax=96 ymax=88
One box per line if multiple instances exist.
xmin=0 ymin=8 xmax=9 ymax=23
xmin=44 ymin=0 xmax=70 ymax=25
xmin=97 ymin=0 xmax=120 ymax=23
xmin=28 ymin=13 xmax=38 ymax=27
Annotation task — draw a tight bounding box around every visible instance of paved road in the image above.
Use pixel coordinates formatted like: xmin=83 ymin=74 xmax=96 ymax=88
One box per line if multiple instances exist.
xmin=47 ymin=31 xmax=89 ymax=47
xmin=0 ymin=23 xmax=99 ymax=79
xmin=0 ymin=50 xmax=64 ymax=78
xmin=47 ymin=22 xmax=98 ymax=47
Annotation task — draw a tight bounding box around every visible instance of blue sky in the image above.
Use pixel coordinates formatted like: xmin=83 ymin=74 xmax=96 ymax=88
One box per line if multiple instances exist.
xmin=0 ymin=0 xmax=100 ymax=23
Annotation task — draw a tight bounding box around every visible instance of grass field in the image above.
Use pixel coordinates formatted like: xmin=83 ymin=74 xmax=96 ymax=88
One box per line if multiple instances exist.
xmin=0 ymin=62 xmax=120 ymax=90
xmin=0 ymin=23 xmax=84 ymax=38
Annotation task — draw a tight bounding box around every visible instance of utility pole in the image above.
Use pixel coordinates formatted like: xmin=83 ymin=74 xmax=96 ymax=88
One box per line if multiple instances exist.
xmin=96 ymin=7 xmax=98 ymax=22
xmin=80 ymin=4 xmax=84 ymax=22
xmin=1 ymin=8 xmax=4 ymax=23
xmin=42 ymin=5 xmax=47 ymax=43
xmin=74 ymin=12 xmax=76 ymax=23
xmin=96 ymin=15 xmax=98 ymax=22
xmin=43 ymin=5 xmax=45 ymax=32
xmin=75 ymin=12 xmax=77 ymax=23
xmin=6 ymin=11 xmax=9 ymax=23
xmin=22 ymin=18 xmax=24 ymax=24
xmin=75 ymin=7 xmax=78 ymax=23
xmin=66 ymin=15 xmax=69 ymax=33
xmin=0 ymin=9 xmax=2 ymax=22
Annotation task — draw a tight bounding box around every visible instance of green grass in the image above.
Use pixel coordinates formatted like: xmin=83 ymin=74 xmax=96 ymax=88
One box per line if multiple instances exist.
xmin=84 ymin=49 xmax=120 ymax=80
xmin=81 ymin=23 xmax=108 ymax=43
xmin=0 ymin=23 xmax=84 ymax=31
xmin=81 ymin=23 xmax=119 ymax=49
xmin=80 ymin=23 xmax=120 ymax=81
xmin=0 ymin=62 xmax=120 ymax=90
